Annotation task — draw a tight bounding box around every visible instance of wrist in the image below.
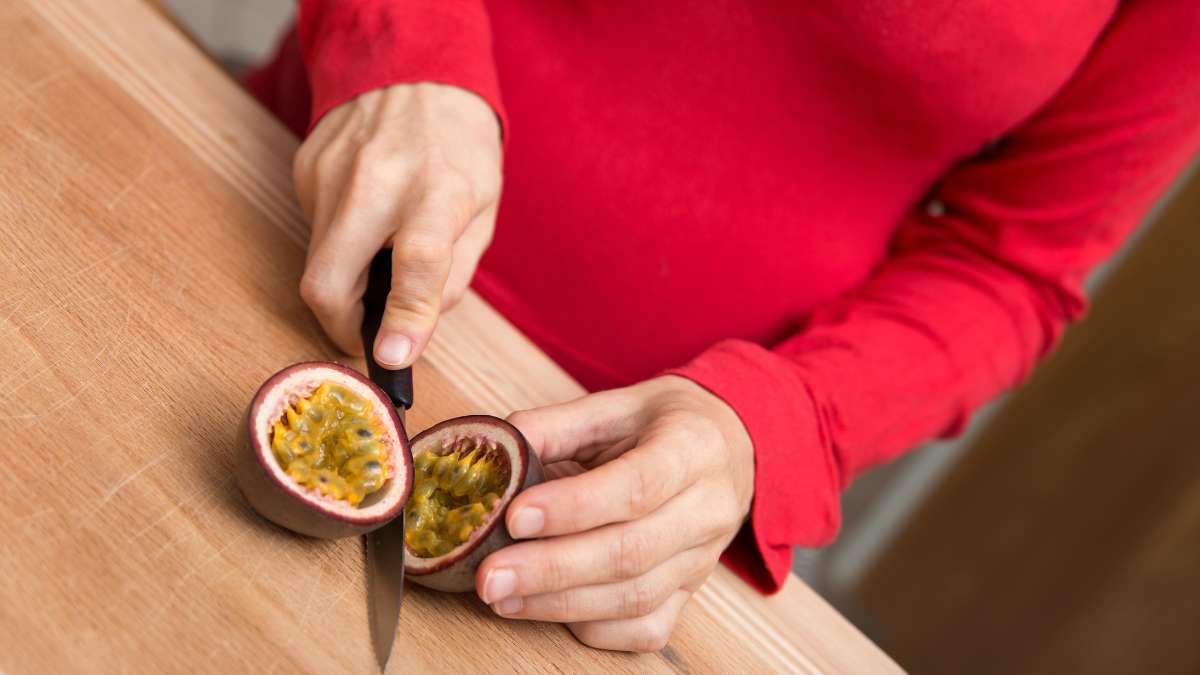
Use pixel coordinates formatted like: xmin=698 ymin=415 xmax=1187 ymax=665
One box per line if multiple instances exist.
xmin=380 ymin=82 xmax=502 ymax=150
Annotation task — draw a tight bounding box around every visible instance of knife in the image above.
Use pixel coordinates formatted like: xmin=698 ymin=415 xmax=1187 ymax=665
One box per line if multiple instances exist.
xmin=360 ymin=250 xmax=414 ymax=674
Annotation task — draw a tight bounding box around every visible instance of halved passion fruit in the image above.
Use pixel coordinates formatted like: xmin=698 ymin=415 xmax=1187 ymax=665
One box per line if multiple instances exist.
xmin=404 ymin=416 xmax=544 ymax=592
xmin=235 ymin=362 xmax=413 ymax=539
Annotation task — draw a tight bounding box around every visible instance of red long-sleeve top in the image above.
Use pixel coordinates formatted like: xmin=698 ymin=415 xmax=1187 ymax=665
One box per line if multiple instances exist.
xmin=246 ymin=1 xmax=1200 ymax=593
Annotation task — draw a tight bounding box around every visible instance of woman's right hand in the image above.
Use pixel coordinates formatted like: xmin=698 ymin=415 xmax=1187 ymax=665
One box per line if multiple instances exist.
xmin=292 ymin=82 xmax=502 ymax=368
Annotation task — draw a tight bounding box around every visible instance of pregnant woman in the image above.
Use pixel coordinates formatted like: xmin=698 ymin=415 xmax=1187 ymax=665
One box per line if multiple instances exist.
xmin=246 ymin=1 xmax=1200 ymax=652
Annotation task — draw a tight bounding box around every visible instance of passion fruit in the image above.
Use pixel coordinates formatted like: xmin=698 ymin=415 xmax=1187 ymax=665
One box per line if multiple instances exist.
xmin=404 ymin=416 xmax=544 ymax=592
xmin=235 ymin=362 xmax=413 ymax=539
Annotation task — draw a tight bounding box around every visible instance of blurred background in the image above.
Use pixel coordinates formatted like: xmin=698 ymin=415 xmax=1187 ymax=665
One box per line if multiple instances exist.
xmin=156 ymin=2 xmax=1200 ymax=673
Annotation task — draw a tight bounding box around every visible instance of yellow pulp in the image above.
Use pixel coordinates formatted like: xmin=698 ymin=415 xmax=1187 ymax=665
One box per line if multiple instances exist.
xmin=405 ymin=437 xmax=508 ymax=558
xmin=270 ymin=382 xmax=390 ymax=506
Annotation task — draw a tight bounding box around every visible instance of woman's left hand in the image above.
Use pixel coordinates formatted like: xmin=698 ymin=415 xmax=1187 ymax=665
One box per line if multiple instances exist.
xmin=476 ymin=376 xmax=755 ymax=652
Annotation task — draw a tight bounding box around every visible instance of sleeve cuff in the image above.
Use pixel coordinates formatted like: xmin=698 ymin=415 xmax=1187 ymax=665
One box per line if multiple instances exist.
xmin=298 ymin=0 xmax=507 ymax=137
xmin=665 ymin=339 xmax=843 ymax=594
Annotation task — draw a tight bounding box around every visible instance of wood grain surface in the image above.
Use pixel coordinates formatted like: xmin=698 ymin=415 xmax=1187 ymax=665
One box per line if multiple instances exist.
xmin=0 ymin=1 xmax=901 ymax=672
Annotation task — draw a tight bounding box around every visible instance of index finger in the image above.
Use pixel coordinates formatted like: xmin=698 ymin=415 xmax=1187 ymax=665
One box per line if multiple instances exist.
xmin=506 ymin=433 xmax=702 ymax=539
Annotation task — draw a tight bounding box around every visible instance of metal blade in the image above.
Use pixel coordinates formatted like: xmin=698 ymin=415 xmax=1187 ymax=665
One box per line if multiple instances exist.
xmin=361 ymin=249 xmax=412 ymax=673
xmin=366 ymin=514 xmax=406 ymax=673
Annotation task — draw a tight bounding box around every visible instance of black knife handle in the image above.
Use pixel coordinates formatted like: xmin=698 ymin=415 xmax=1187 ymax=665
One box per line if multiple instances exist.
xmin=361 ymin=250 xmax=414 ymax=410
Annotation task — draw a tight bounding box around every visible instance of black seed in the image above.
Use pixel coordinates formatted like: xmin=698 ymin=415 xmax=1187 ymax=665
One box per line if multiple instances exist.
xmin=356 ymin=428 xmax=372 ymax=438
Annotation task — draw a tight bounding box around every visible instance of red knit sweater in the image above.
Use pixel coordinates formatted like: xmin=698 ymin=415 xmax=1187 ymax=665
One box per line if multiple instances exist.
xmin=246 ymin=1 xmax=1200 ymax=593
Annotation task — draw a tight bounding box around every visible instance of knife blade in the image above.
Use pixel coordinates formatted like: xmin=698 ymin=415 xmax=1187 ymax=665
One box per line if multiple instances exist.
xmin=365 ymin=513 xmax=406 ymax=673
xmin=361 ymin=249 xmax=413 ymax=673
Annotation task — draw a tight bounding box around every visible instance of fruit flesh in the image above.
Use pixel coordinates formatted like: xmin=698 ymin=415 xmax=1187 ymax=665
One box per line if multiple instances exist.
xmin=406 ymin=436 xmax=509 ymax=558
xmin=269 ymin=382 xmax=390 ymax=506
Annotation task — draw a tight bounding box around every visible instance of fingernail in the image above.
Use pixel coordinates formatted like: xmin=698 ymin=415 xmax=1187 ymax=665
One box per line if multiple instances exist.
xmin=508 ymin=508 xmax=544 ymax=538
xmin=493 ymin=597 xmax=523 ymax=616
xmin=375 ymin=333 xmax=412 ymax=367
xmin=482 ymin=568 xmax=517 ymax=603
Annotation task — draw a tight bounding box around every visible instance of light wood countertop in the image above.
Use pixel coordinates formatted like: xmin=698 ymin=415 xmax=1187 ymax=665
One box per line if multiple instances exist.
xmin=0 ymin=1 xmax=902 ymax=672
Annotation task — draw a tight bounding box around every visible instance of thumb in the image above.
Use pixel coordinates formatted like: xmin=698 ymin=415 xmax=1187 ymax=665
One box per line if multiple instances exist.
xmin=507 ymin=387 xmax=646 ymax=465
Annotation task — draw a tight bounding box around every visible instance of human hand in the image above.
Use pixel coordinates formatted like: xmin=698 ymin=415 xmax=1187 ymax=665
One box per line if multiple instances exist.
xmin=292 ymin=82 xmax=501 ymax=367
xmin=477 ymin=376 xmax=755 ymax=652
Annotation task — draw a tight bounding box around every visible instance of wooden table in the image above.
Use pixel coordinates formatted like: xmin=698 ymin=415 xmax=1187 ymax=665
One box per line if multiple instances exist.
xmin=0 ymin=1 xmax=902 ymax=672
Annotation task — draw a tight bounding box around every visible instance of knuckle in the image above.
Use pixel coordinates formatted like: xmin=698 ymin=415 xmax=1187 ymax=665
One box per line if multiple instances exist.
xmin=423 ymin=159 xmax=472 ymax=197
xmin=546 ymin=589 xmax=575 ymax=621
xmin=393 ymin=232 xmax=453 ymax=270
xmin=384 ymin=291 xmax=440 ymax=328
xmin=352 ymin=139 xmax=390 ymax=171
xmin=538 ymin=552 xmax=570 ymax=592
xmin=348 ymin=126 xmax=373 ymax=148
xmin=413 ymin=145 xmax=455 ymax=175
xmin=716 ymin=506 xmax=740 ymax=535
xmin=573 ymin=481 xmax=604 ymax=517
xmin=347 ymin=145 xmax=402 ymax=193
xmin=699 ymin=418 xmax=727 ymax=449
xmin=470 ymin=179 xmax=499 ymax=208
xmin=612 ymin=529 xmax=652 ymax=579
xmin=478 ymin=174 xmax=502 ymax=206
xmin=623 ymin=576 xmax=663 ymax=618
xmin=414 ymin=156 xmax=476 ymax=211
xmin=475 ymin=219 xmax=498 ymax=248
xmin=634 ymin=619 xmax=672 ymax=653
xmin=697 ymin=487 xmax=742 ymax=540
xmin=313 ymin=147 xmax=344 ymax=182
xmin=690 ymin=552 xmax=717 ymax=585
xmin=414 ymin=187 xmax=474 ymax=231
xmin=676 ymin=415 xmax=718 ymax=450
xmin=442 ymin=284 xmax=465 ymax=309
xmin=721 ymin=489 xmax=747 ymax=529
xmin=568 ymin=623 xmax=602 ymax=650
xmin=627 ymin=464 xmax=648 ymax=515
xmin=626 ymin=459 xmax=666 ymax=517
xmin=670 ymin=417 xmax=725 ymax=472
xmin=298 ymin=270 xmax=338 ymax=313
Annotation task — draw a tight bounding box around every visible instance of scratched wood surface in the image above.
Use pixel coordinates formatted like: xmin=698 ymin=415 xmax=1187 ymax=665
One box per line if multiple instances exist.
xmin=0 ymin=1 xmax=901 ymax=673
